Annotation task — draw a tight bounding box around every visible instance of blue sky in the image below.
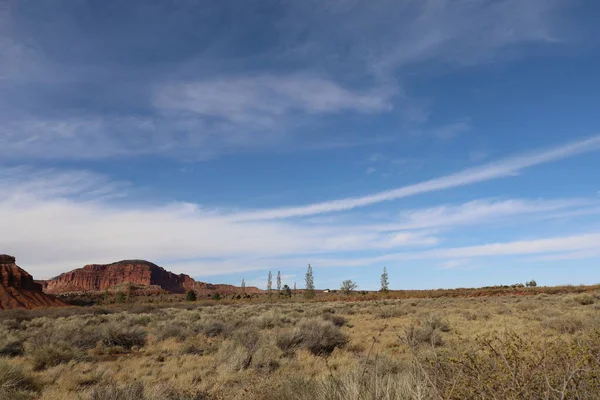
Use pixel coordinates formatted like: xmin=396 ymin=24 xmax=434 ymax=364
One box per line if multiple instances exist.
xmin=1 ymin=0 xmax=600 ymax=290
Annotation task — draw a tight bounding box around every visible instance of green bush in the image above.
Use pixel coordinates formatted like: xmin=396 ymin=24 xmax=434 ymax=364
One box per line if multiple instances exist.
xmin=116 ymin=292 xmax=127 ymax=304
xmin=185 ymin=290 xmax=197 ymax=302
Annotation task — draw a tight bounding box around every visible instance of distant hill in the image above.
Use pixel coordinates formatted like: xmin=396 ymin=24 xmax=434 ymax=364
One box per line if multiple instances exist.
xmin=40 ymin=259 xmax=261 ymax=296
xmin=0 ymin=254 xmax=66 ymax=310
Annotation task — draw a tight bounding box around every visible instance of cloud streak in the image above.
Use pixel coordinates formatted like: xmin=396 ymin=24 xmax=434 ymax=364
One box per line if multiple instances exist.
xmin=0 ymin=0 xmax=577 ymax=161
xmin=233 ymin=135 xmax=600 ymax=220
xmin=154 ymin=75 xmax=394 ymax=125
xmin=1 ymin=160 xmax=599 ymax=279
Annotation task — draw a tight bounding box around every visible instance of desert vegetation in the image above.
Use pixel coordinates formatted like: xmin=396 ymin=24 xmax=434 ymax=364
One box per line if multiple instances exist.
xmin=0 ymin=290 xmax=599 ymax=399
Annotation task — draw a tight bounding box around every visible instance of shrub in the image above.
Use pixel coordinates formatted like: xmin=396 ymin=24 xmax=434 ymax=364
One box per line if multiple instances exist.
xmin=276 ymin=330 xmax=303 ymax=357
xmin=403 ymin=324 xmax=443 ymax=348
xmin=322 ymin=313 xmax=347 ymax=327
xmin=295 ymin=319 xmax=348 ymax=356
xmin=276 ymin=319 xmax=348 ymax=357
xmin=90 ymin=382 xmax=144 ymax=400
xmin=116 ymin=292 xmax=127 ymax=304
xmin=30 ymin=344 xmax=80 ymax=370
xmin=233 ymin=326 xmax=260 ymax=351
xmin=185 ymin=290 xmax=197 ymax=302
xmin=542 ymin=315 xmax=586 ymax=334
xmin=0 ymin=360 xmax=37 ymax=400
xmin=376 ymin=306 xmax=409 ymax=319
xmin=211 ymin=293 xmax=221 ymax=301
xmin=424 ymin=314 xmax=450 ymax=332
xmin=154 ymin=321 xmax=195 ymax=342
xmin=201 ymin=321 xmax=227 ymax=338
xmin=423 ymin=330 xmax=600 ymax=399
xmin=281 ymin=284 xmax=292 ymax=299
xmin=231 ymin=326 xmax=261 ymax=369
xmin=340 ymin=280 xmax=358 ymax=295
xmin=91 ymin=381 xmax=214 ymax=400
xmin=575 ymin=293 xmax=594 ymax=305
xmin=180 ymin=342 xmax=205 ymax=356
xmin=0 ymin=339 xmax=24 ymax=357
xmin=100 ymin=324 xmax=147 ymax=350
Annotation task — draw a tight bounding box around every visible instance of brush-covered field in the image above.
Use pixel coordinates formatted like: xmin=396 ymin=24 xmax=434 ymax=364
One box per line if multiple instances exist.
xmin=1 ymin=291 xmax=599 ymax=400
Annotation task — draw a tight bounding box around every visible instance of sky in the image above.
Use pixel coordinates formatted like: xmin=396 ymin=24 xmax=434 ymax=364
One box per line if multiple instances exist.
xmin=1 ymin=0 xmax=600 ymax=290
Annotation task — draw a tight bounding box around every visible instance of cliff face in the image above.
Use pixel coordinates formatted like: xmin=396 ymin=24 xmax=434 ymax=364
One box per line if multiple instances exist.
xmin=0 ymin=255 xmax=66 ymax=310
xmin=41 ymin=260 xmax=260 ymax=295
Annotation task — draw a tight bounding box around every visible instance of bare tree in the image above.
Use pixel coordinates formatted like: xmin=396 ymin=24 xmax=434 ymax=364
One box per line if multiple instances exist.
xmin=305 ymin=264 xmax=315 ymax=299
xmin=340 ymin=280 xmax=358 ymax=295
xmin=380 ymin=266 xmax=389 ymax=292
xmin=267 ymin=271 xmax=273 ymax=298
xmin=277 ymin=270 xmax=281 ymax=291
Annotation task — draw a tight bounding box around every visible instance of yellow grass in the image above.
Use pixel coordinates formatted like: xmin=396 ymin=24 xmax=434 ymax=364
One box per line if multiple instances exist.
xmin=0 ymin=291 xmax=599 ymax=399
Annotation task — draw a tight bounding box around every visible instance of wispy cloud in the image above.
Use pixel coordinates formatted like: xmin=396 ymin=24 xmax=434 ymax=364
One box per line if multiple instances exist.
xmin=382 ymin=198 xmax=589 ymax=231
xmin=149 ymin=231 xmax=600 ymax=277
xmin=291 ymin=233 xmax=600 ymax=269
xmin=1 ymin=158 xmax=598 ymax=279
xmin=0 ymin=0 xmax=577 ymax=161
xmin=0 ymin=167 xmax=439 ymax=278
xmin=283 ymin=0 xmax=565 ymax=75
xmin=154 ymin=75 xmax=394 ymax=124
xmin=233 ymin=135 xmax=600 ymax=220
xmin=440 ymin=259 xmax=470 ymax=270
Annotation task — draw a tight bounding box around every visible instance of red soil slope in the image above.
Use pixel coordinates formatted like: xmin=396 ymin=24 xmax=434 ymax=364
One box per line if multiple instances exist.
xmin=0 ymin=255 xmax=66 ymax=310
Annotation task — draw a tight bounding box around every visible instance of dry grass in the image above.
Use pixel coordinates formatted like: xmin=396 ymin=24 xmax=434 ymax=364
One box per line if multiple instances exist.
xmin=0 ymin=292 xmax=599 ymax=399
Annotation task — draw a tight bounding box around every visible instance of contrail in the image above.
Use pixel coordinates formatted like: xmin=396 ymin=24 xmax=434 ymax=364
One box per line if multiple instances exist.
xmin=233 ymin=135 xmax=600 ymax=221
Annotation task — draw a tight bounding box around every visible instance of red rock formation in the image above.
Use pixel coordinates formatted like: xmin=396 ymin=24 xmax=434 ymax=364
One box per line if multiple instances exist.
xmin=41 ymin=259 xmax=261 ymax=296
xmin=0 ymin=255 xmax=66 ymax=310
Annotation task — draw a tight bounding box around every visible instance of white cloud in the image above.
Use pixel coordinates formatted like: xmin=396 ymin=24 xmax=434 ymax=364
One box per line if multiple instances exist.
xmin=284 ymin=0 xmax=565 ymax=75
xmin=528 ymin=249 xmax=600 ymax=261
xmin=232 ymin=135 xmax=600 ymax=220
xmin=0 ymin=116 xmax=186 ymax=160
xmin=440 ymin=259 xmax=470 ymax=270
xmin=434 ymin=234 xmax=600 ymax=259
xmin=469 ymin=150 xmax=488 ymax=163
xmin=385 ymin=198 xmax=589 ymax=231
xmin=0 ymin=0 xmax=576 ymax=162
xmin=291 ymin=233 xmax=600 ymax=269
xmin=0 ymin=167 xmax=440 ymax=278
xmin=147 ymin=231 xmax=600 ymax=277
xmin=0 ymin=166 xmax=129 ymax=201
xmin=1 ymin=160 xmax=598 ymax=279
xmin=154 ymin=75 xmax=394 ymax=125
xmin=428 ymin=121 xmax=471 ymax=140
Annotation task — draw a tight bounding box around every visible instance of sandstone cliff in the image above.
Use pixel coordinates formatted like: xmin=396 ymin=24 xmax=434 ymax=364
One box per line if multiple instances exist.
xmin=0 ymin=255 xmax=66 ymax=309
xmin=41 ymin=259 xmax=261 ymax=296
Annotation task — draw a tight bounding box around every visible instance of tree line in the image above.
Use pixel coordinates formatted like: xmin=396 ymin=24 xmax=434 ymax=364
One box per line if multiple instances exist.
xmin=261 ymin=264 xmax=391 ymax=299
